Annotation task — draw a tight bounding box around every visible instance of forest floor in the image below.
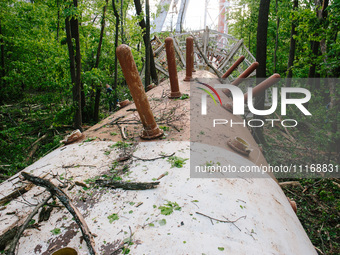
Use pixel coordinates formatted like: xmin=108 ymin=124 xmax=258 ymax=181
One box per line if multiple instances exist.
xmin=0 ymin=81 xmax=339 ymax=254
xmin=263 ymin=124 xmax=340 ymax=255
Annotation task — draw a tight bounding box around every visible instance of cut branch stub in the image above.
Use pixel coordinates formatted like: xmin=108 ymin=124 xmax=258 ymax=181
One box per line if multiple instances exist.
xmin=165 ymin=37 xmax=181 ymax=98
xmin=244 ymin=73 xmax=281 ymax=102
xmin=222 ymin=62 xmax=259 ymax=97
xmin=232 ymin=62 xmax=259 ymax=86
xmin=116 ymin=44 xmax=163 ymax=140
xmin=222 ymin=55 xmax=245 ymax=79
xmin=184 ymin=36 xmax=194 ymax=82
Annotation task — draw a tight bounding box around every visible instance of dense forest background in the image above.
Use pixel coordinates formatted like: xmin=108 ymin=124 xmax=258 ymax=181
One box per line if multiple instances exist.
xmin=0 ymin=0 xmax=339 ymax=254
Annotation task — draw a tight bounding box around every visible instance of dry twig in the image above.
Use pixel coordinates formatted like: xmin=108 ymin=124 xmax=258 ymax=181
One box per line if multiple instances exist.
xmin=132 ymin=152 xmax=175 ymax=161
xmin=95 ymin=180 xmax=160 ymax=190
xmin=196 ymin=211 xmax=246 ymax=231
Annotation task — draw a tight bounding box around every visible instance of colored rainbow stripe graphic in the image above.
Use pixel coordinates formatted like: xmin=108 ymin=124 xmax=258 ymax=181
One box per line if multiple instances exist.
xmin=196 ymin=81 xmax=223 ymax=105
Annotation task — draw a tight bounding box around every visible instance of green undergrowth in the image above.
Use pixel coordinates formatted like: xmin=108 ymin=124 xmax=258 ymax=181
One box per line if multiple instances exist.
xmin=262 ymin=117 xmax=339 ymax=254
xmin=0 ymin=92 xmax=112 ymax=181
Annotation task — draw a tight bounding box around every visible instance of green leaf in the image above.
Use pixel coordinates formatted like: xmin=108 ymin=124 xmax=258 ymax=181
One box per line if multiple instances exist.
xmin=50 ymin=228 xmax=61 ymax=235
xmin=158 ymin=201 xmax=181 ymax=215
xmin=108 ymin=213 xmax=119 ymax=223
xmin=158 ymin=219 xmax=167 ymax=226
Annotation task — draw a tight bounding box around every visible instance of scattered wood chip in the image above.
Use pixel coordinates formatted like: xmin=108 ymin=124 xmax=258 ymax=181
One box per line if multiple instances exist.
xmin=75 ymin=181 xmax=88 ymax=189
xmin=332 ymin=181 xmax=340 ymax=189
xmin=157 ymin=173 xmax=166 ymax=180
xmin=135 ymin=202 xmax=143 ymax=207
xmin=279 ymin=181 xmax=303 ymax=189
xmin=116 ymin=155 xmax=131 ymax=162
xmin=121 ymin=126 xmax=127 ymax=140
xmin=68 ymin=183 xmax=76 ymax=191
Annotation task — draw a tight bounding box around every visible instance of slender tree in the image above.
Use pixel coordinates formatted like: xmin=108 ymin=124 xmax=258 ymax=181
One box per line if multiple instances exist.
xmin=94 ymin=0 xmax=108 ymax=122
xmin=65 ymin=0 xmax=82 ymax=131
xmin=273 ymin=0 xmax=280 ymax=73
xmin=145 ymin=0 xmax=151 ymax=88
xmin=120 ymin=0 xmax=124 ymax=44
xmin=112 ymin=0 xmax=119 ymax=104
xmin=286 ymin=0 xmax=298 ymax=87
xmin=254 ymin=0 xmax=271 ymax=144
xmin=0 ymin=19 xmax=5 ymax=93
xmin=134 ymin=0 xmax=158 ymax=85
xmin=56 ymin=0 xmax=60 ymax=41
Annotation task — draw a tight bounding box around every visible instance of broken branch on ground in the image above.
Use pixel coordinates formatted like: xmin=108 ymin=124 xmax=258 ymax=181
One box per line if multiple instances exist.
xmin=21 ymin=172 xmax=97 ymax=255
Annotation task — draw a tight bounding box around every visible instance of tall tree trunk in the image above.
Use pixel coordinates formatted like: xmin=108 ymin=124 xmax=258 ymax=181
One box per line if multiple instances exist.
xmin=65 ymin=18 xmax=76 ymax=86
xmin=94 ymin=0 xmax=108 ymax=122
xmin=307 ymin=0 xmax=328 ymax=81
xmin=256 ymin=0 xmax=270 ymax=78
xmin=56 ymin=0 xmax=60 ymax=41
xmin=112 ymin=0 xmax=119 ymax=105
xmin=286 ymin=0 xmax=298 ymax=87
xmin=273 ymin=0 xmax=280 ymax=73
xmin=120 ymin=0 xmax=124 ymax=44
xmin=307 ymin=40 xmax=319 ymax=92
xmin=145 ymin=0 xmax=151 ymax=88
xmin=65 ymin=0 xmax=82 ymax=131
xmin=254 ymin=0 xmax=271 ymax=145
xmin=133 ymin=0 xmax=158 ymax=85
xmin=0 ymin=20 xmax=5 ymax=89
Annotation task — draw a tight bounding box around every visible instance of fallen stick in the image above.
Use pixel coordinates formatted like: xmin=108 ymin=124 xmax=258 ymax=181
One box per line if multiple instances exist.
xmin=95 ymin=180 xmax=160 ymax=190
xmin=132 ymin=152 xmax=175 ymax=161
xmin=196 ymin=211 xmax=246 ymax=231
xmin=121 ymin=125 xmax=127 ymax=140
xmin=7 ymin=195 xmax=52 ymax=255
xmin=21 ymin=172 xmax=97 ymax=255
xmin=196 ymin=211 xmax=246 ymax=224
xmin=26 ymin=134 xmax=49 ymax=163
xmin=0 ymin=183 xmax=34 ymax=206
xmin=279 ymin=181 xmax=303 ymax=189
